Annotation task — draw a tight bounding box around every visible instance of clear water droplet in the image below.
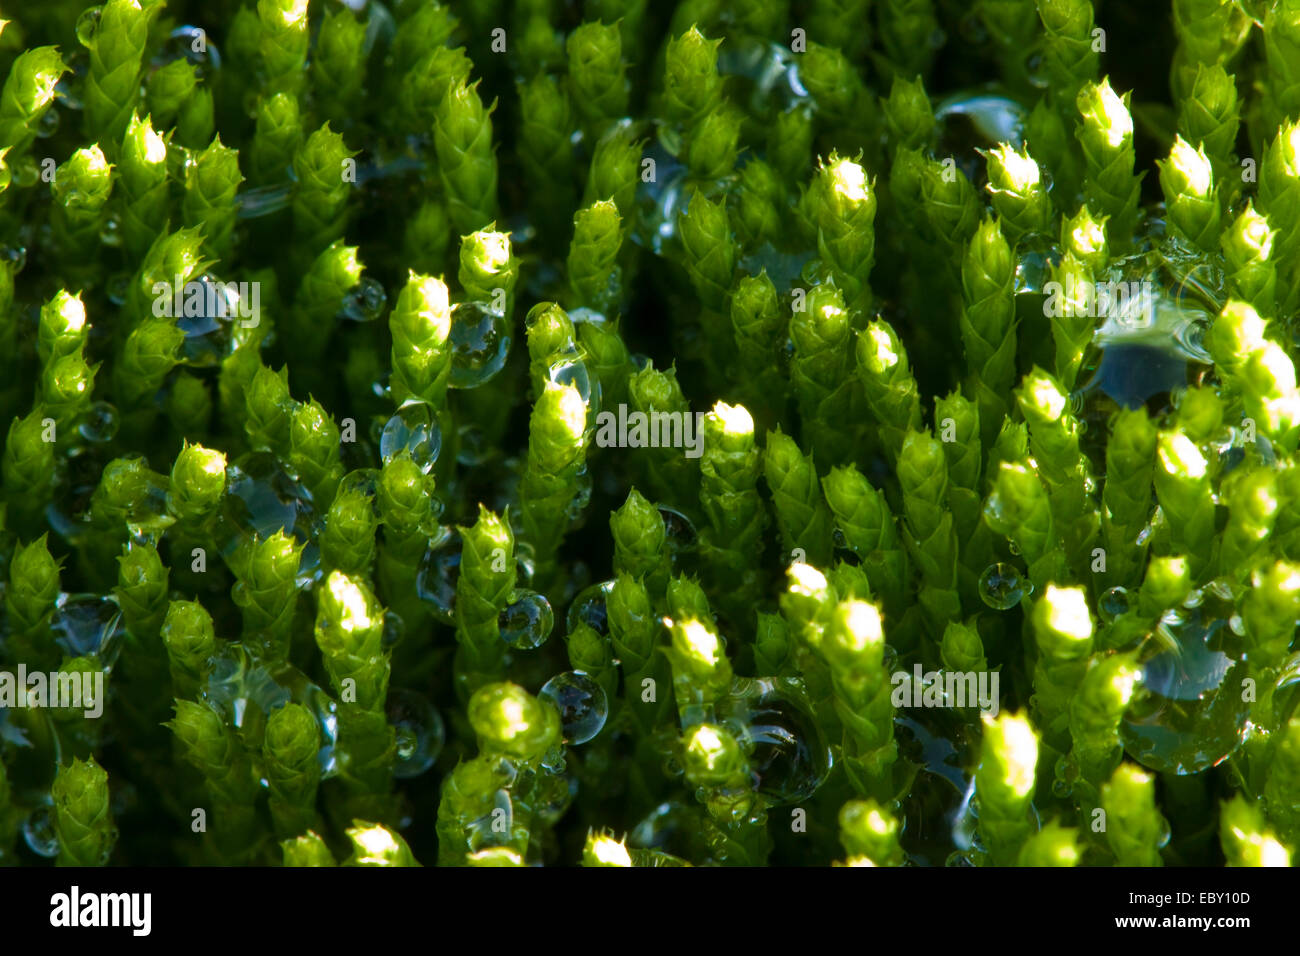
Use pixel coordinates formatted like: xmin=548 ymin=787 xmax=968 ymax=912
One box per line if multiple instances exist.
xmin=386 ymin=688 xmax=444 ymax=778
xmin=498 ymin=588 xmax=554 ymax=650
xmin=0 ymin=245 xmax=27 ymax=273
xmin=567 ymin=579 xmax=614 ymax=636
xmin=1120 ymin=586 xmax=1250 ymax=775
xmin=448 ymin=302 xmax=511 ymax=389
xmin=547 ymin=355 xmax=602 ymax=416
xmin=658 ymin=505 xmax=698 ymax=553
xmin=540 ymin=671 xmax=608 ymax=744
xmin=725 ymin=677 xmax=831 ymax=804
xmin=378 ymin=400 xmax=442 ymax=474
xmin=51 ymin=594 xmax=126 ymax=667
xmin=978 ymin=563 xmax=1025 ymax=610
xmin=76 ymin=6 xmax=103 ymax=46
xmin=1100 ymin=586 xmax=1131 ymax=623
xmin=77 ymin=401 xmax=119 ymax=443
xmin=22 ymin=805 xmax=60 ymax=858
xmin=220 ymin=452 xmax=321 ymax=575
xmin=340 ymin=276 xmax=387 ymax=322
xmin=415 ymin=529 xmax=460 ymax=625
xmin=381 ymin=609 xmax=405 ymax=649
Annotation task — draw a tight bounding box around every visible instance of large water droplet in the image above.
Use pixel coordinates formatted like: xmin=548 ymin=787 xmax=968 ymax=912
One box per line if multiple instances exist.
xmin=567 ymin=579 xmax=614 ymax=637
xmin=220 ymin=453 xmax=321 ymax=575
xmin=415 ymin=528 xmax=460 ymax=625
xmin=1099 ymin=586 xmax=1131 ymax=623
xmin=51 ymin=594 xmax=125 ymax=667
xmin=22 ymin=805 xmax=59 ymax=858
xmin=340 ymin=276 xmax=387 ymax=322
xmin=76 ymin=6 xmax=103 ymax=46
xmin=448 ymin=302 xmax=510 ymax=388
xmin=386 ymin=688 xmax=445 ymax=778
xmin=548 ymin=355 xmax=601 ymax=415
xmin=378 ymin=400 xmax=442 ymax=474
xmin=978 ymin=563 xmax=1025 ymax=610
xmin=204 ymin=642 xmax=289 ymax=733
xmin=540 ymin=671 xmax=608 ymax=744
xmin=658 ymin=505 xmax=698 ymax=553
xmin=162 ymin=25 xmax=222 ymax=73
xmin=724 ymin=677 xmax=831 ymax=804
xmin=1120 ymin=584 xmax=1250 ymax=775
xmin=499 ymin=589 xmax=554 ymax=650
xmin=77 ymin=401 xmax=119 ymax=443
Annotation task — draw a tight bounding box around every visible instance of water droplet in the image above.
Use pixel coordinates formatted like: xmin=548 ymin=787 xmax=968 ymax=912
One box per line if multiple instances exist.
xmin=204 ymin=643 xmax=290 ymax=732
xmin=37 ymin=108 xmax=60 ymax=138
xmin=658 ymin=505 xmax=698 ymax=553
xmin=386 ymin=688 xmax=444 ymax=778
xmin=340 ymin=276 xmax=387 ymax=322
xmin=378 ymin=400 xmax=442 ymax=474
xmin=51 ymin=594 xmax=126 ymax=667
xmin=725 ymin=677 xmax=831 ymax=804
xmin=1099 ymin=586 xmax=1131 ymax=623
xmin=162 ymin=25 xmax=222 ymax=72
xmin=1120 ymin=585 xmax=1250 ymax=775
xmin=77 ymin=401 xmax=119 ymax=443
xmin=499 ymin=589 xmax=554 ymax=650
xmin=382 ymin=609 xmax=405 ymax=649
xmin=567 ymin=579 xmax=614 ymax=636
xmin=22 ymin=805 xmax=60 ymax=858
xmin=466 ymin=789 xmax=515 ymax=851
xmin=935 ymin=89 xmax=1027 ymax=179
xmin=548 ymin=355 xmax=601 ymax=415
xmin=415 ymin=529 xmax=460 ymax=625
xmin=540 ymin=671 xmax=608 ymax=744
xmin=76 ymin=6 xmax=103 ymax=46
xmin=568 ymin=468 xmax=593 ymax=519
xmin=54 ymin=73 xmax=83 ymax=112
xmin=978 ymin=563 xmax=1025 ymax=610
xmin=0 ymin=245 xmax=27 ymax=273
xmin=220 ymin=452 xmax=321 ymax=574
xmin=448 ymin=302 xmax=511 ymax=389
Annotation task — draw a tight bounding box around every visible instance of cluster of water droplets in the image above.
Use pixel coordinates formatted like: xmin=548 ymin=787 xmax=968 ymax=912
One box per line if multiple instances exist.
xmin=220 ymin=453 xmax=322 ymax=585
xmin=203 ymin=643 xmax=340 ymax=778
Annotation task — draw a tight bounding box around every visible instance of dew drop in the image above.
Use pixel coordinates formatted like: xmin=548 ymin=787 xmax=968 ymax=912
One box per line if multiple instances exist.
xmin=499 ymin=589 xmax=554 ymax=650
xmin=51 ymin=594 xmax=125 ymax=667
xmin=1099 ymin=586 xmax=1131 ymax=622
xmin=540 ymin=671 xmax=609 ymax=744
xmin=22 ymin=805 xmax=60 ymax=858
xmin=567 ymin=579 xmax=614 ymax=636
xmin=378 ymin=400 xmax=442 ymax=474
xmin=340 ymin=276 xmax=387 ymax=322
xmin=77 ymin=401 xmax=119 ymax=443
xmin=978 ymin=563 xmax=1025 ymax=610
xmin=386 ymin=688 xmax=445 ymax=779
xmin=415 ymin=529 xmax=460 ymax=625
xmin=76 ymin=6 xmax=103 ymax=46
xmin=448 ymin=302 xmax=511 ymax=389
